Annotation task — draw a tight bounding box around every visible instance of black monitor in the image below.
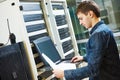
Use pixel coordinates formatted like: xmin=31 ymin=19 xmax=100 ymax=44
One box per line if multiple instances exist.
xmin=33 ymin=36 xmax=61 ymax=66
xmin=0 ymin=42 xmax=32 ymax=80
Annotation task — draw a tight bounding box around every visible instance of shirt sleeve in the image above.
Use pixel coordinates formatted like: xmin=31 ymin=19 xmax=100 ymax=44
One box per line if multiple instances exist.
xmin=83 ymin=54 xmax=87 ymax=62
xmin=64 ymin=32 xmax=108 ymax=80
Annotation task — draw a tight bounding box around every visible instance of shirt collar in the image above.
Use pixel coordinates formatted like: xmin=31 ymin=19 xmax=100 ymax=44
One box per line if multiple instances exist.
xmin=90 ymin=21 xmax=104 ymax=35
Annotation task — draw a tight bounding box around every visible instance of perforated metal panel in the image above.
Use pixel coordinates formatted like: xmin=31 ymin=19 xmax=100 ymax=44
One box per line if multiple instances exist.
xmin=44 ymin=0 xmax=79 ymax=59
xmin=20 ymin=1 xmax=51 ymax=79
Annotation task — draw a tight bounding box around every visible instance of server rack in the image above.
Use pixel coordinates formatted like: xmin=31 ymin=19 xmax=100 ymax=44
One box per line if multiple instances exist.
xmin=20 ymin=1 xmax=53 ymax=79
xmin=20 ymin=0 xmax=79 ymax=79
xmin=44 ymin=0 xmax=79 ymax=59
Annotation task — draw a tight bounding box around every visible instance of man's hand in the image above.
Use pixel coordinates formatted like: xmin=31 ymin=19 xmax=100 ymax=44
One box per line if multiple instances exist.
xmin=52 ymin=69 xmax=64 ymax=78
xmin=71 ymin=56 xmax=83 ymax=63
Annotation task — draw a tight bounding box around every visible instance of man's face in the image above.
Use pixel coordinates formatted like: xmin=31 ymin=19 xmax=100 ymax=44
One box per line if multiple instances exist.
xmin=77 ymin=12 xmax=92 ymax=29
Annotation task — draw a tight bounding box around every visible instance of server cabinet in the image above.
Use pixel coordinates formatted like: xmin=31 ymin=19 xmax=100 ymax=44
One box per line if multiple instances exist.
xmin=20 ymin=0 xmax=79 ymax=79
xmin=44 ymin=0 xmax=79 ymax=59
xmin=20 ymin=1 xmax=55 ymax=79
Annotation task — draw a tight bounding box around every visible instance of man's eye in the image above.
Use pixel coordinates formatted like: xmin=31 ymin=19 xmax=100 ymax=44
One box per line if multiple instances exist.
xmin=79 ymin=18 xmax=82 ymax=20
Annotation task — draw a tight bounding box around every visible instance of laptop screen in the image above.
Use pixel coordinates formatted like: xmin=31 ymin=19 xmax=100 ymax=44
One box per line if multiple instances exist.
xmin=33 ymin=36 xmax=61 ymax=66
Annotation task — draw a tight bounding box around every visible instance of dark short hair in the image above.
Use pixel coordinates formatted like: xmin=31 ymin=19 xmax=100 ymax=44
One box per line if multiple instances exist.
xmin=76 ymin=1 xmax=100 ymax=17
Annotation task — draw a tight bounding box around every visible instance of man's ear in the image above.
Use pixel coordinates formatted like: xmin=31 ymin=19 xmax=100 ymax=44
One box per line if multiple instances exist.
xmin=88 ymin=11 xmax=94 ymax=18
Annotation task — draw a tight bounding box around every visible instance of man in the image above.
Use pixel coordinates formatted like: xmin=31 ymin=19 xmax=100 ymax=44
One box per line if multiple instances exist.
xmin=53 ymin=1 xmax=120 ymax=80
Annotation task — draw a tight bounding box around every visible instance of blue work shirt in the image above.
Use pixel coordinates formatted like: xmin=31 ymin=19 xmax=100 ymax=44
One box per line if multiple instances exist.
xmin=64 ymin=21 xmax=120 ymax=80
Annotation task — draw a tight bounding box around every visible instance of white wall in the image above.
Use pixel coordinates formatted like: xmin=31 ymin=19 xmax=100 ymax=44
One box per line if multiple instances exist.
xmin=0 ymin=0 xmax=24 ymax=44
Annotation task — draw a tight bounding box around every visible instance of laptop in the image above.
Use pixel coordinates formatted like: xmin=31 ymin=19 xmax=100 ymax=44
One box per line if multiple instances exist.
xmin=33 ymin=36 xmax=74 ymax=67
xmin=42 ymin=53 xmax=76 ymax=70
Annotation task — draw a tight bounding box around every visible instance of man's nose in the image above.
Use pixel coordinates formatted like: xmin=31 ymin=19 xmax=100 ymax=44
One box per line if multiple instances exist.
xmin=79 ymin=21 xmax=82 ymax=25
